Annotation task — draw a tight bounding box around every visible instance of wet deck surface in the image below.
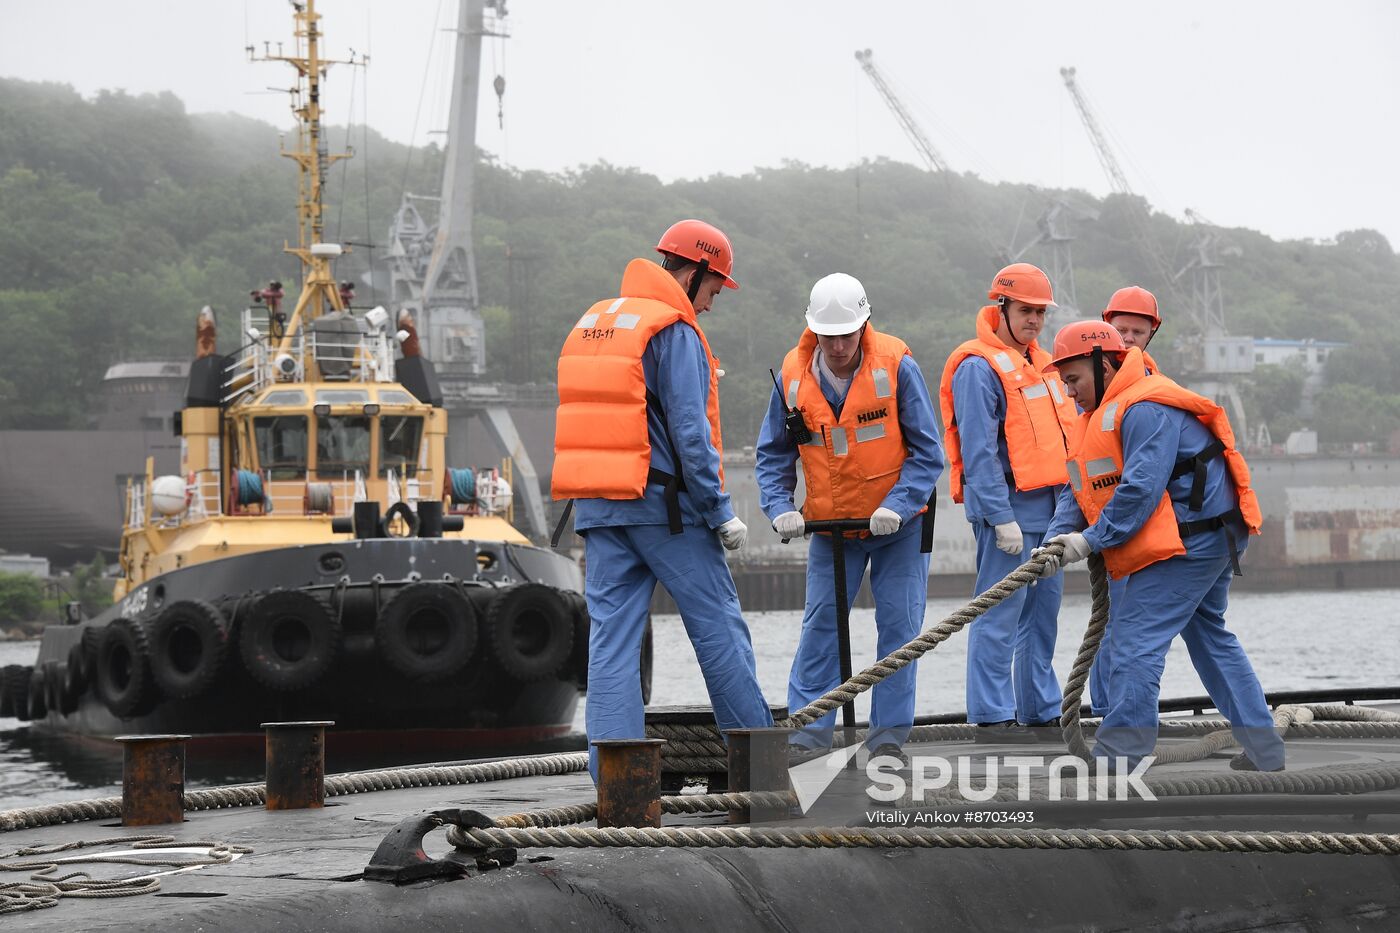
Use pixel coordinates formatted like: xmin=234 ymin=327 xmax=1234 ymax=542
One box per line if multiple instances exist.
xmin=6 ymin=704 xmax=1400 ymax=930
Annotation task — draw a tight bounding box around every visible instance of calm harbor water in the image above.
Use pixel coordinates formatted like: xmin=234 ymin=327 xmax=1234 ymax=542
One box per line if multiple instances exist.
xmin=2 ymin=588 xmax=1397 ymax=810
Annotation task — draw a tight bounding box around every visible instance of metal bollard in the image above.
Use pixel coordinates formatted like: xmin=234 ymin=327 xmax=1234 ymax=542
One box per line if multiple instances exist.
xmin=725 ymin=727 xmax=792 ymax=824
xmin=262 ymin=721 xmax=334 ymax=810
xmin=116 ymin=734 xmax=190 ymax=826
xmin=593 ymin=739 xmax=666 ymax=828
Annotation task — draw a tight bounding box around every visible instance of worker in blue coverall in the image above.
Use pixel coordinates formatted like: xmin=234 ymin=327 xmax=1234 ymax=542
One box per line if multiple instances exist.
xmin=939 ymin=264 xmax=1076 ymax=743
xmin=1036 ymin=323 xmax=1284 ymax=772
xmin=756 ymin=273 xmax=943 ymax=760
xmin=552 ymin=220 xmax=773 ymax=782
xmin=1089 ymin=285 xmax=1167 ymax=717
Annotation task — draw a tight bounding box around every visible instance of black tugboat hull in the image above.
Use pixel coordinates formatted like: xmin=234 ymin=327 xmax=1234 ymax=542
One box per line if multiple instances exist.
xmin=22 ymin=537 xmax=586 ymax=753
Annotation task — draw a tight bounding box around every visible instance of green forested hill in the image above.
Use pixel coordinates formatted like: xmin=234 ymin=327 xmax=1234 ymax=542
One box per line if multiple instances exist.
xmin=2 ymin=77 xmax=1397 ymax=445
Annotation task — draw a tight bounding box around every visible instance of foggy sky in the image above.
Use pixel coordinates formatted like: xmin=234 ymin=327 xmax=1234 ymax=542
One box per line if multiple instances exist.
xmin=2 ymin=1 xmax=1397 ymax=248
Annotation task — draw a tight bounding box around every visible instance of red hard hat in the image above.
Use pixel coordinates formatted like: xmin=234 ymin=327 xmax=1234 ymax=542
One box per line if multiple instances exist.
xmin=655 ymin=219 xmax=739 ymax=290
xmin=1102 ymin=285 xmax=1160 ymax=326
xmin=988 ymin=263 xmax=1054 ymax=307
xmin=1049 ymin=320 xmax=1127 ymax=368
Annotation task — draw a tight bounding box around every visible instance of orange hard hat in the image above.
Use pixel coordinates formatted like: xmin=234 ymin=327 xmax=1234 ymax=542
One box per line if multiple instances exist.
xmin=656 ymin=219 xmax=739 ymax=290
xmin=1102 ymin=285 xmax=1160 ymax=326
xmin=1049 ymin=320 xmax=1127 ymax=368
xmin=988 ymin=263 xmax=1054 ymax=307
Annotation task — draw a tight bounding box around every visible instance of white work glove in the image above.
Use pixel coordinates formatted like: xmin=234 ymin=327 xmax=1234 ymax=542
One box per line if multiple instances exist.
xmin=772 ymin=511 xmax=806 ymax=539
xmin=993 ymin=521 xmax=1024 ymax=555
xmin=869 ymin=507 xmax=902 ymax=536
xmin=717 ymin=517 xmax=748 ymax=551
xmin=1032 ymin=546 xmax=1062 ymax=578
xmin=1046 ymin=532 xmax=1092 ymax=567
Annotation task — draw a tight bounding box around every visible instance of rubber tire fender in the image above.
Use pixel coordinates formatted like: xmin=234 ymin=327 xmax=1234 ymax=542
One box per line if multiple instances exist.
xmin=47 ymin=661 xmax=77 ymax=715
xmin=5 ymin=665 xmax=30 ymax=721
xmin=238 ymin=590 xmax=340 ymax=691
xmin=566 ymin=591 xmax=589 ymax=689
xmin=96 ymin=618 xmax=159 ymax=719
xmin=375 ymin=583 xmax=478 ymax=682
xmin=65 ymin=642 xmax=89 ymax=698
xmin=0 ymin=664 xmax=19 ymax=718
xmin=149 ymin=599 xmax=230 ymax=699
xmin=484 ymin=583 xmax=575 ymax=683
xmin=27 ymin=666 xmax=48 ymax=720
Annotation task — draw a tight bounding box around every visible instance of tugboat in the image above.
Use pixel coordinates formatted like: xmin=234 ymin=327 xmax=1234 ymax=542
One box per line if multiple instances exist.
xmin=0 ymin=0 xmax=590 ymax=756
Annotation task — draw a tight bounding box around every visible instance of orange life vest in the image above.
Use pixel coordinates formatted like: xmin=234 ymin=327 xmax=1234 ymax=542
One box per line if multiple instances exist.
xmin=552 ymin=258 xmax=724 ymax=501
xmin=938 ymin=306 xmax=1078 ymax=503
xmin=779 ymin=327 xmax=915 ymax=525
xmin=1065 ymin=348 xmax=1262 ymax=579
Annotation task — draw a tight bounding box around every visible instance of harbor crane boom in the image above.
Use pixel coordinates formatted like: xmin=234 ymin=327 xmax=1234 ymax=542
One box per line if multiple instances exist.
xmin=1058 ymin=67 xmax=1132 ymax=196
xmin=855 ymin=49 xmax=949 ymax=173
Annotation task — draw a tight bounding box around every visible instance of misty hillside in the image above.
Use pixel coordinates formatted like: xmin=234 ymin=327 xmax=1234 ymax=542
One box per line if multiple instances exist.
xmin=1 ymin=77 xmax=1397 ymax=445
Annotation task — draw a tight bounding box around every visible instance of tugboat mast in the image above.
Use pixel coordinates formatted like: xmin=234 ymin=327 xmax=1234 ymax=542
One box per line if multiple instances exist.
xmin=248 ymin=0 xmax=362 ymax=345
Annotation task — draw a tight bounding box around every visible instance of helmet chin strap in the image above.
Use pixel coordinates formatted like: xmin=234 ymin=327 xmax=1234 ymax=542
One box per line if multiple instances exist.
xmin=998 ymin=296 xmax=1029 ymax=350
xmin=1092 ymin=346 xmax=1105 ymax=408
xmin=687 ymin=258 xmax=712 ymax=304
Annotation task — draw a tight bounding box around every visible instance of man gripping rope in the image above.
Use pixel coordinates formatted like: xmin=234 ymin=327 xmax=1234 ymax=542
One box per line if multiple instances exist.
xmin=553 ymin=220 xmax=772 ymax=782
xmin=756 ymin=273 xmax=943 ymax=762
xmin=939 ymin=263 xmax=1078 ymax=742
xmin=1088 ymin=285 xmax=1165 ymax=716
xmin=1035 ymin=322 xmax=1283 ymax=773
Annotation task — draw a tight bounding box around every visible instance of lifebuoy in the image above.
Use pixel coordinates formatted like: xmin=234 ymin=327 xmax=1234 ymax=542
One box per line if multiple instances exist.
xmin=239 ymin=590 xmax=339 ymax=690
xmin=27 ymin=667 xmax=48 ymax=719
xmin=484 ymin=584 xmax=574 ymax=683
xmin=96 ymin=618 xmax=158 ymax=718
xmin=149 ymin=600 xmax=229 ymax=699
xmin=65 ymin=643 xmax=89 ymax=698
xmin=375 ymin=583 xmax=477 ymax=682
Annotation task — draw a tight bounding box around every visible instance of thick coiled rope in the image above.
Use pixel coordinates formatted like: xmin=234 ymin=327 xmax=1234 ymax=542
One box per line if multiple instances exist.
xmin=487 ymin=791 xmax=798 ymax=830
xmin=0 ymin=753 xmax=589 ymax=833
xmin=1060 ymin=553 xmax=1110 ymax=758
xmin=451 ymin=823 xmax=1400 ymax=856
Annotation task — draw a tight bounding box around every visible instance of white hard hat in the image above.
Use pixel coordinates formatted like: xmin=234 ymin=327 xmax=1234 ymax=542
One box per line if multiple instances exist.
xmin=806 ymin=273 xmax=871 ymax=336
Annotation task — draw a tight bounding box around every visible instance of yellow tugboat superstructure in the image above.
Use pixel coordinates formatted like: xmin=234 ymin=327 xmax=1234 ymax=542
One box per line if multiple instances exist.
xmin=15 ymin=0 xmax=589 ymax=754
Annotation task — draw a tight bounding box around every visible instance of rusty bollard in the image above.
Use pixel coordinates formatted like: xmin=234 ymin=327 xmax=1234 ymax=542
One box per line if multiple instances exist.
xmin=262 ymin=721 xmax=334 ymax=810
xmin=116 ymin=734 xmax=190 ymax=826
xmin=726 ymin=727 xmax=792 ymax=824
xmin=593 ymin=738 xmax=666 ymax=828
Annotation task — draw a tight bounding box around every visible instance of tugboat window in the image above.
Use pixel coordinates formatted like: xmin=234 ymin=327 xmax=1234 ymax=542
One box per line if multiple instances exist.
xmin=316 ymin=414 xmax=371 ymax=478
xmin=253 ymin=416 xmax=308 ymax=480
xmin=380 ymin=416 xmax=424 ymax=477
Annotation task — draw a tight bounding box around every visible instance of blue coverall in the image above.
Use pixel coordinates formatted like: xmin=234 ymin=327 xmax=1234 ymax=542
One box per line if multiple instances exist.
xmin=1046 ymin=402 xmax=1285 ymax=770
xmin=576 ymin=322 xmax=772 ymax=782
xmin=951 ymin=356 xmax=1064 ymax=725
xmin=756 ymin=354 xmax=944 ymax=750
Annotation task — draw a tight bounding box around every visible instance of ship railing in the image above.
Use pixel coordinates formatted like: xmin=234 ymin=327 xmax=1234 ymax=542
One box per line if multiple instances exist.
xmin=306 ymin=331 xmax=396 ymax=384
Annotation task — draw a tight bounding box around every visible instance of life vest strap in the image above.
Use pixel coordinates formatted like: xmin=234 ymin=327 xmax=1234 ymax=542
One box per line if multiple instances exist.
xmin=920 ymin=488 xmax=936 ymax=554
xmin=1170 ymin=438 xmax=1226 ymax=512
xmin=1176 ymin=507 xmax=1245 ymax=577
xmin=550 ymin=499 xmax=574 ymax=548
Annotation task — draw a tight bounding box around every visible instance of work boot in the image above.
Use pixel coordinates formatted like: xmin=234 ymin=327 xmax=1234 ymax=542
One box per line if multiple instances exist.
xmin=869 ymin=743 xmax=910 ymax=768
xmin=1228 ymin=752 xmax=1284 ymax=773
xmin=1026 ymin=717 xmax=1064 ymax=743
xmin=974 ymin=720 xmax=1038 ymax=744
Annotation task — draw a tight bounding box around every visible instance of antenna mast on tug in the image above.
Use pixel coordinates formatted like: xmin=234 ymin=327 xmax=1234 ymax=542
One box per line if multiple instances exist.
xmin=248 ymin=0 xmax=365 ymax=348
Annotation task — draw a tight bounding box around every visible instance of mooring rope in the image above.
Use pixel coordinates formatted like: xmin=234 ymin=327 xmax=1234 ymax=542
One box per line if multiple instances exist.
xmin=450 ymin=823 xmax=1400 ymax=857
xmin=0 ymin=835 xmax=251 ymax=915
